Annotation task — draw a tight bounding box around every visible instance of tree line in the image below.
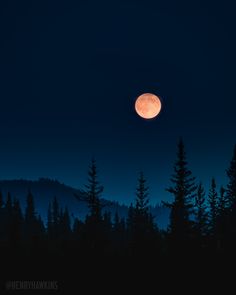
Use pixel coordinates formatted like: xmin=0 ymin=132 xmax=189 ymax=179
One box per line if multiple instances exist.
xmin=0 ymin=138 xmax=236 ymax=259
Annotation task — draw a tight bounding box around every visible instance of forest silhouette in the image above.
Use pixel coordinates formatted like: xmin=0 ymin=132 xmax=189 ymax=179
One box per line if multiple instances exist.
xmin=1 ymin=138 xmax=236 ymax=290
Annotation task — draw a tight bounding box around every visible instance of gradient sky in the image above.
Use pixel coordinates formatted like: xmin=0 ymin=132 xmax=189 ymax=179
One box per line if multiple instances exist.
xmin=0 ymin=0 xmax=235 ymax=204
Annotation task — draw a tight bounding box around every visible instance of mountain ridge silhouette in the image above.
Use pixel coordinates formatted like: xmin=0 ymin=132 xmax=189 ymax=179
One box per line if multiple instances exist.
xmin=0 ymin=178 xmax=169 ymax=228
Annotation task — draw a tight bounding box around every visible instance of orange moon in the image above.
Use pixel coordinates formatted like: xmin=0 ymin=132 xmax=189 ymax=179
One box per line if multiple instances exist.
xmin=135 ymin=93 xmax=162 ymax=119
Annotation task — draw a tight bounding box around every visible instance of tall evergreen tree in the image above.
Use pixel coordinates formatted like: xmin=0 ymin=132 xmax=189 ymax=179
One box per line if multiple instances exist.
xmin=216 ymin=186 xmax=228 ymax=250
xmin=218 ymin=186 xmax=227 ymax=215
xmin=165 ymin=138 xmax=197 ymax=243
xmin=25 ymin=190 xmax=36 ymax=223
xmin=208 ymin=178 xmax=218 ymax=235
xmin=10 ymin=199 xmax=24 ymax=244
xmin=226 ymin=145 xmax=236 ymax=209
xmin=225 ymin=145 xmax=236 ymax=240
xmin=81 ymin=159 xmax=106 ymax=252
xmin=24 ymin=190 xmax=38 ymax=241
xmin=128 ymin=172 xmax=157 ymax=255
xmin=85 ymin=158 xmax=103 ymax=221
xmin=194 ymin=182 xmax=208 ymax=237
xmin=135 ymin=172 xmax=149 ymax=215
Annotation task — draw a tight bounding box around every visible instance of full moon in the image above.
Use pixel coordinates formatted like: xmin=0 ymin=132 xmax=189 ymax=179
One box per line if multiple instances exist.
xmin=135 ymin=93 xmax=162 ymax=119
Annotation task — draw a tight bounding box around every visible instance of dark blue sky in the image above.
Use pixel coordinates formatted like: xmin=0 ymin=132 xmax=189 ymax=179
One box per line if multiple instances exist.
xmin=0 ymin=0 xmax=235 ymax=204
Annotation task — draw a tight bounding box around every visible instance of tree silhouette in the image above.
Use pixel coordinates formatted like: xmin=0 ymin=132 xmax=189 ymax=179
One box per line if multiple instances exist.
xmin=2 ymin=141 xmax=236 ymax=261
xmin=226 ymin=145 xmax=236 ymax=208
xmin=216 ymin=186 xmax=228 ymax=251
xmin=226 ymin=145 xmax=236 ymax=243
xmin=24 ymin=190 xmax=40 ymax=243
xmin=194 ymin=182 xmax=208 ymax=238
xmin=85 ymin=158 xmax=103 ymax=221
xmin=208 ymin=178 xmax=218 ymax=235
xmin=25 ymin=191 xmax=36 ymax=223
xmin=128 ymin=172 xmax=157 ymax=256
xmin=165 ymin=138 xmax=197 ymax=251
xmin=11 ymin=199 xmax=23 ymax=244
xmin=80 ymin=159 xmax=106 ymax=252
xmin=135 ymin=172 xmax=149 ymax=215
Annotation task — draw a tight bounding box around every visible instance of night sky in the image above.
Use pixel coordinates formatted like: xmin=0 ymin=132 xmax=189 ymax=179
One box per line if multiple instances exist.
xmin=0 ymin=0 xmax=235 ymax=204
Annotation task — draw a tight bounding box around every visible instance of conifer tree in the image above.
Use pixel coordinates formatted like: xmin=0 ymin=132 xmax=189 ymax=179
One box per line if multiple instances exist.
xmin=225 ymin=145 xmax=236 ymax=239
xmin=24 ymin=190 xmax=38 ymax=241
xmin=85 ymin=158 xmax=103 ymax=221
xmin=208 ymin=178 xmax=218 ymax=235
xmin=216 ymin=186 xmax=228 ymax=250
xmin=226 ymin=145 xmax=236 ymax=209
xmin=11 ymin=199 xmax=23 ymax=244
xmin=194 ymin=182 xmax=208 ymax=237
xmin=165 ymin=138 xmax=197 ymax=243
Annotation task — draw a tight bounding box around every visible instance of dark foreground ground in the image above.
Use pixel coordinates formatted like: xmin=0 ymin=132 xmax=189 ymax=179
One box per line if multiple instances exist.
xmin=0 ymin=244 xmax=235 ymax=294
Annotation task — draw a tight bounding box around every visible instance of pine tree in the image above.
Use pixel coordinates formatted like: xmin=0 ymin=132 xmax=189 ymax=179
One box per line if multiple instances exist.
xmin=85 ymin=158 xmax=103 ymax=221
xmin=81 ymin=159 xmax=105 ymax=252
xmin=128 ymin=172 xmax=157 ymax=255
xmin=226 ymin=145 xmax=236 ymax=209
xmin=208 ymin=178 xmax=218 ymax=235
xmin=11 ymin=199 xmax=23 ymax=244
xmin=225 ymin=145 xmax=236 ymax=239
xmin=25 ymin=190 xmax=36 ymax=223
xmin=218 ymin=186 xmax=227 ymax=215
xmin=135 ymin=172 xmax=149 ymax=216
xmin=24 ymin=190 xmax=38 ymax=241
xmin=194 ymin=182 xmax=208 ymax=237
xmin=216 ymin=186 xmax=228 ymax=250
xmin=133 ymin=172 xmax=151 ymax=234
xmin=165 ymin=138 xmax=197 ymax=243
